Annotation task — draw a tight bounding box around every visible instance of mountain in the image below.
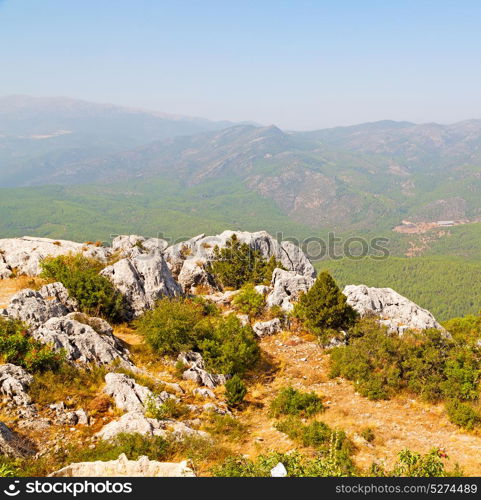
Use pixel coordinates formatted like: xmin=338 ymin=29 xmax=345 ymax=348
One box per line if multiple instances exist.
xmin=0 ymin=95 xmax=236 ymax=186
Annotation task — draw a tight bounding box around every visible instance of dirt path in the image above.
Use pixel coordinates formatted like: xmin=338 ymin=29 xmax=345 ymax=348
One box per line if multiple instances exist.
xmin=245 ymin=332 xmax=481 ymax=475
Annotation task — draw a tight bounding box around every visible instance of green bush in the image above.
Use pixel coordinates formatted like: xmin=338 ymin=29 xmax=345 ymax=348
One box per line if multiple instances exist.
xmin=293 ymin=271 xmax=358 ymax=338
xmin=40 ymin=254 xmax=126 ymax=322
xmin=232 ymin=284 xmax=265 ymax=317
xmin=145 ymin=396 xmax=189 ymax=420
xmin=199 ymin=315 xmax=260 ymax=376
xmin=0 ymin=318 xmax=64 ymax=372
xmin=446 ymin=400 xmax=480 ymax=430
xmin=208 ymin=235 xmax=283 ymax=289
xmin=224 ymin=375 xmax=247 ymax=408
xmin=212 ymin=450 xmax=355 ymax=477
xmin=135 ymin=297 xmax=210 ymax=355
xmin=269 ymin=386 xmax=324 ymax=418
xmin=329 ymin=320 xmax=481 ymax=404
xmin=391 ymin=448 xmax=447 ymax=477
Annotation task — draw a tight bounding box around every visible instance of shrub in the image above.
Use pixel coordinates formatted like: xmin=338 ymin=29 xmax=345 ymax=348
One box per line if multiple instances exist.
xmin=232 ymin=284 xmax=265 ymax=317
xmin=391 ymin=448 xmax=447 ymax=477
xmin=446 ymin=400 xmax=480 ymax=430
xmin=293 ymin=271 xmax=358 ymax=337
xmin=198 ymin=315 xmax=260 ymax=376
xmin=40 ymin=254 xmax=125 ymax=322
xmin=0 ymin=318 xmax=64 ymax=372
xmin=269 ymin=386 xmax=324 ymax=418
xmin=224 ymin=375 xmax=247 ymax=408
xmin=202 ymin=413 xmax=248 ymax=442
xmin=135 ymin=298 xmax=210 ymax=355
xmin=360 ymin=427 xmax=375 ymax=443
xmin=208 ymin=235 xmax=283 ymax=289
xmin=212 ymin=450 xmax=355 ymax=477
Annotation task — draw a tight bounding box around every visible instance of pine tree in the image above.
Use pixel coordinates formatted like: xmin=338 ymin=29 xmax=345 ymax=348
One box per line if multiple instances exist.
xmin=293 ymin=271 xmax=358 ymax=334
xmin=225 ymin=374 xmax=247 ymax=408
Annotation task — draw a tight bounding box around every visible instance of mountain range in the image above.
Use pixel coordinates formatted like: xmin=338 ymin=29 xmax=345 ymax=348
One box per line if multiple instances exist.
xmin=1 ymin=95 xmax=481 ymax=239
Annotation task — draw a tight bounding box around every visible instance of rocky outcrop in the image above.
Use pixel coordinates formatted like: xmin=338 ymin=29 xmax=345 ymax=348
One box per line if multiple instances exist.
xmin=112 ymin=235 xmax=168 ymax=258
xmin=49 ymin=453 xmax=196 ymax=477
xmin=1 ymin=282 xmax=77 ymax=328
xmin=343 ymin=284 xmax=443 ymax=334
xmin=49 ymin=402 xmax=89 ymax=426
xmin=266 ymin=268 xmax=315 ymax=312
xmin=95 ymin=412 xmax=208 ymax=441
xmin=163 ymin=230 xmax=316 ymax=294
xmin=252 ymin=318 xmax=282 ymax=338
xmin=177 ymin=352 xmax=226 ymax=388
xmin=103 ymin=373 xmax=175 ymax=413
xmin=0 ymin=364 xmax=33 ymax=406
xmin=32 ymin=317 xmax=132 ymax=367
xmin=0 ymin=421 xmax=35 ymax=458
xmin=101 ymin=253 xmax=182 ymax=318
xmin=0 ymin=236 xmax=111 ymax=277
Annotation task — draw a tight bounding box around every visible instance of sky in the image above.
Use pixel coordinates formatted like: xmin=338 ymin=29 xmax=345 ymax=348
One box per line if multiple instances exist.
xmin=1 ymin=0 xmax=481 ymax=130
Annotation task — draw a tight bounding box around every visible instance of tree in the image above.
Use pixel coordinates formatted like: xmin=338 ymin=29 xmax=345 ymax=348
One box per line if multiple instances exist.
xmin=293 ymin=271 xmax=358 ymax=335
xmin=208 ymin=235 xmax=282 ymax=289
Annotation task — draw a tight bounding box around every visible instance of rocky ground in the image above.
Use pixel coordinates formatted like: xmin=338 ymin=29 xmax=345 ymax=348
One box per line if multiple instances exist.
xmin=0 ymin=231 xmax=478 ymax=476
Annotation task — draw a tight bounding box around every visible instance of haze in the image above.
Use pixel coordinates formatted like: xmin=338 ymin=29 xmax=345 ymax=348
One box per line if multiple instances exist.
xmin=1 ymin=0 xmax=481 ymax=129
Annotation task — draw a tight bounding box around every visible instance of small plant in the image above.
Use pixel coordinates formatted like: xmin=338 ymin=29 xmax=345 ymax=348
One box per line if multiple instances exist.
xmin=360 ymin=427 xmax=375 ymax=443
xmin=392 ymin=448 xmax=447 ymax=477
xmin=224 ymin=375 xmax=247 ymax=408
xmin=232 ymin=284 xmax=265 ymax=317
xmin=269 ymin=386 xmax=324 ymax=418
xmin=203 ymin=413 xmax=248 ymax=442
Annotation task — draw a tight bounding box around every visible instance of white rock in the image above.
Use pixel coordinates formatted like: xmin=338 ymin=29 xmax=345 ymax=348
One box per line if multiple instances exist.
xmin=178 ymin=352 xmax=226 ymax=388
xmin=101 ymin=253 xmax=182 ymax=318
xmin=270 ymin=462 xmax=288 ymax=477
xmin=343 ymin=284 xmax=443 ymax=334
xmin=266 ymin=268 xmax=315 ymax=311
xmin=193 ymin=388 xmax=215 ymax=399
xmin=112 ymin=235 xmax=168 ymax=258
xmin=0 ymin=236 xmax=111 ymax=276
xmin=32 ymin=317 xmax=132 ymax=367
xmin=103 ymin=373 xmax=175 ymax=413
xmin=1 ymin=282 xmax=77 ymax=328
xmin=49 ymin=453 xmax=196 ymax=477
xmin=0 ymin=421 xmax=34 ymax=458
xmin=0 ymin=364 xmax=33 ymax=406
xmin=252 ymin=318 xmax=282 ymax=338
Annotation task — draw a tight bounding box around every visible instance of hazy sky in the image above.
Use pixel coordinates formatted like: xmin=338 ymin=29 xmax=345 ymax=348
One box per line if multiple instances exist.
xmin=2 ymin=0 xmax=481 ymax=129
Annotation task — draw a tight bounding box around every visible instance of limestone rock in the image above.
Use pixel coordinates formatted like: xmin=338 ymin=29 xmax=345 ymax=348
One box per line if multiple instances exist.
xmin=49 ymin=453 xmax=196 ymax=477
xmin=343 ymin=284 xmax=443 ymax=334
xmin=32 ymin=317 xmax=132 ymax=367
xmin=112 ymin=235 xmax=168 ymax=258
xmin=178 ymin=352 xmax=226 ymax=389
xmin=252 ymin=318 xmax=282 ymax=338
xmin=0 ymin=364 xmax=33 ymax=406
xmin=266 ymin=268 xmax=315 ymax=312
xmin=103 ymin=373 xmax=175 ymax=413
xmin=193 ymin=388 xmax=215 ymax=399
xmin=0 ymin=236 xmax=111 ymax=276
xmin=49 ymin=402 xmax=90 ymax=426
xmin=101 ymin=253 xmax=182 ymax=318
xmin=1 ymin=282 xmax=77 ymax=328
xmin=177 ymin=259 xmax=217 ymax=294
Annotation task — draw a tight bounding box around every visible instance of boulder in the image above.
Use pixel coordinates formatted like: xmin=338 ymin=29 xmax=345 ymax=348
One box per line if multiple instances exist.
xmin=49 ymin=453 xmax=196 ymax=477
xmin=343 ymin=284 xmax=443 ymax=334
xmin=32 ymin=317 xmax=132 ymax=367
xmin=177 ymin=352 xmax=226 ymax=389
xmin=193 ymin=388 xmax=215 ymax=399
xmin=0 ymin=261 xmax=12 ymax=280
xmin=266 ymin=268 xmax=315 ymax=312
xmin=252 ymin=318 xmax=282 ymax=338
xmin=64 ymin=312 xmax=113 ymax=336
xmin=1 ymin=282 xmax=77 ymax=328
xmin=101 ymin=253 xmax=182 ymax=318
xmin=103 ymin=373 xmax=175 ymax=413
xmin=0 ymin=421 xmax=35 ymax=458
xmin=95 ymin=412 xmax=208 ymax=441
xmin=0 ymin=364 xmax=33 ymax=406
xmin=49 ymin=402 xmax=90 ymax=426
xmin=163 ymin=230 xmax=316 ymax=293
xmin=0 ymin=236 xmax=111 ymax=276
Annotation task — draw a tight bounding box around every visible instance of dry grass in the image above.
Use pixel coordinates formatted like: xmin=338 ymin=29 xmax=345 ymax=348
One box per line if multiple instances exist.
xmin=0 ymin=277 xmax=47 ymax=308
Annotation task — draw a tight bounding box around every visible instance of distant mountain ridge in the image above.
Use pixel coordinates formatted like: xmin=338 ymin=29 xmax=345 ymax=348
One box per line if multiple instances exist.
xmin=1 ymin=95 xmax=481 ymax=236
